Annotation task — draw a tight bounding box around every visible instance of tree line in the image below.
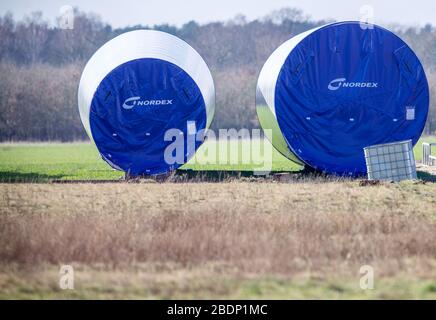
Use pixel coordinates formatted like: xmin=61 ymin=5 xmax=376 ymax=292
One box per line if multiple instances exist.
xmin=0 ymin=8 xmax=435 ymax=141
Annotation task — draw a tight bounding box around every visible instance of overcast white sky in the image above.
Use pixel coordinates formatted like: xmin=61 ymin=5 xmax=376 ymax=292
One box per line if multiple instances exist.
xmin=0 ymin=0 xmax=435 ymax=28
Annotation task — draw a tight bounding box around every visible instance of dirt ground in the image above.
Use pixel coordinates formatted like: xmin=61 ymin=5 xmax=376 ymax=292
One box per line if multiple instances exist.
xmin=0 ymin=179 xmax=435 ymax=299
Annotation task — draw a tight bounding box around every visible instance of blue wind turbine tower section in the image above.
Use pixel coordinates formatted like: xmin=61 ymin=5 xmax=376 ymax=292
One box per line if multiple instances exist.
xmin=78 ymin=30 xmax=215 ymax=175
xmin=89 ymin=58 xmax=206 ymax=175
xmin=256 ymin=21 xmax=429 ymax=175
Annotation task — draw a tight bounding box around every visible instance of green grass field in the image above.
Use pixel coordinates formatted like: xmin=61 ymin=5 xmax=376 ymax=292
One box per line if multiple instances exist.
xmin=0 ymin=137 xmax=434 ymax=182
xmin=0 ymin=139 xmax=301 ymax=182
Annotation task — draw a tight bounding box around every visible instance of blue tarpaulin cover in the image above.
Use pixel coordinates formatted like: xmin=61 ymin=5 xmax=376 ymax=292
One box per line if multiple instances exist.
xmin=90 ymin=58 xmax=206 ymax=175
xmin=275 ymin=22 xmax=429 ymax=175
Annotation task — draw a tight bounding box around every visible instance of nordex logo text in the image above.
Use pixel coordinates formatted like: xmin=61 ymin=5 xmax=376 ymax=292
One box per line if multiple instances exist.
xmin=328 ymin=78 xmax=378 ymax=91
xmin=122 ymin=97 xmax=173 ymax=110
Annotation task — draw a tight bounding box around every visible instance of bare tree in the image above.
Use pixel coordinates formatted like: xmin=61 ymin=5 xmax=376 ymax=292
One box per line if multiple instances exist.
xmin=0 ymin=9 xmax=435 ymax=141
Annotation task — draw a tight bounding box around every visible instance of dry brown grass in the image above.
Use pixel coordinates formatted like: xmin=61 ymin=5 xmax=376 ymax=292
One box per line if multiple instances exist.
xmin=1 ymin=181 xmax=435 ymax=279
